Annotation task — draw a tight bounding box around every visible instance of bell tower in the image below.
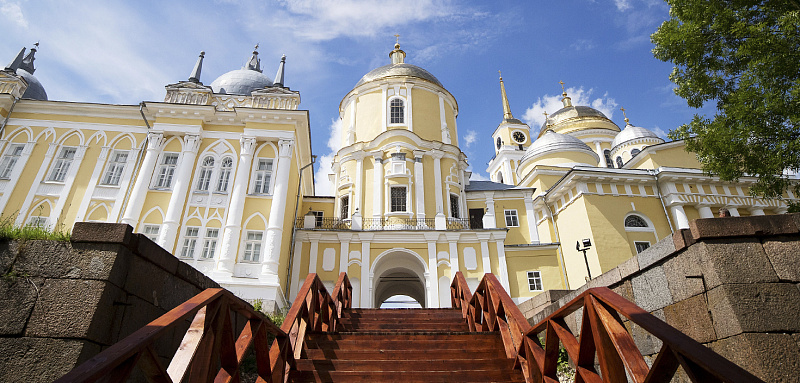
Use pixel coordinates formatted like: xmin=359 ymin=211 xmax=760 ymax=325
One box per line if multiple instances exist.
xmin=487 ymin=72 xmax=529 ymax=185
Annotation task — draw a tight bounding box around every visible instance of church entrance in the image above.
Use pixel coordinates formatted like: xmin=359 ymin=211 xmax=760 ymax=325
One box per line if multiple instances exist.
xmin=370 ymin=249 xmax=428 ymax=308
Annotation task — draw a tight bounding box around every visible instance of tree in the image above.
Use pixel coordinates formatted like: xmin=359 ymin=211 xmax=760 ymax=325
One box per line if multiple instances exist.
xmin=651 ymin=0 xmax=800 ymax=200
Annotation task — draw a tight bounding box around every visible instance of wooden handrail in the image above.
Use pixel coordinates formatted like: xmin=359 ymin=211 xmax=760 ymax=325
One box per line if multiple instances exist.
xmin=54 ymin=288 xmax=288 ymax=383
xmin=450 ymin=272 xmax=531 ymax=359
xmin=516 ymin=287 xmax=765 ymax=383
xmin=331 ymin=272 xmax=353 ymax=328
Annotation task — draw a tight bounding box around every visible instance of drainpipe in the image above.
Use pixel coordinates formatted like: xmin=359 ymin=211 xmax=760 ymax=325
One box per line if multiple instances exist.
xmin=117 ymin=102 xmax=151 ymax=222
xmin=650 ymin=168 xmax=674 ymax=235
xmin=0 ymin=96 xmax=20 ymax=139
xmin=284 ymin=155 xmax=316 ymax=300
xmin=543 ymin=194 xmax=570 ymax=290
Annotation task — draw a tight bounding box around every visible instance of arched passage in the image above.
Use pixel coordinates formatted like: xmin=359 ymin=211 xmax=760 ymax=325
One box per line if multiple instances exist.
xmin=371 ymin=249 xmax=428 ymax=308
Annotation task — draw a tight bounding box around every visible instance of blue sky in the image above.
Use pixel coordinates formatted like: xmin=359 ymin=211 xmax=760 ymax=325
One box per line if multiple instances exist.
xmin=0 ymin=0 xmax=709 ymax=194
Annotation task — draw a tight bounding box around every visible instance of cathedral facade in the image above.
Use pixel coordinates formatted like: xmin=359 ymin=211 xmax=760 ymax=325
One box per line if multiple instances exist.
xmin=1 ymin=42 xmax=795 ymax=309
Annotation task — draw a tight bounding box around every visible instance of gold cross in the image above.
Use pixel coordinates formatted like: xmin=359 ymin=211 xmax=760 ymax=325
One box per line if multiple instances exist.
xmin=254 ymin=43 xmax=259 ymax=51
xmin=543 ymin=111 xmax=549 ymax=119
xmin=559 ymin=80 xmax=565 ymax=92
xmin=498 ymin=70 xmax=502 ymax=79
xmin=394 ymin=34 xmax=400 ymax=44
xmin=620 ymin=107 xmax=630 ymax=123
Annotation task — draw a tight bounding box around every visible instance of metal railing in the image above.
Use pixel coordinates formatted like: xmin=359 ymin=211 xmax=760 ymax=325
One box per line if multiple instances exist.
xmin=446 ymin=218 xmax=470 ymax=230
xmin=450 ymin=272 xmax=765 ymax=383
xmin=363 ymin=217 xmax=436 ymax=230
xmin=297 ymin=216 xmax=476 ymax=231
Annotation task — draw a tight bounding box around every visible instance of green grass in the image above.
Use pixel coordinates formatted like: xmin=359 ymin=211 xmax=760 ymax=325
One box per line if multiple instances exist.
xmin=0 ymin=218 xmax=70 ymax=241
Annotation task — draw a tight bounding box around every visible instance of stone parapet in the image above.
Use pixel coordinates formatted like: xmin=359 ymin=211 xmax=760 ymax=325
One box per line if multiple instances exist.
xmin=0 ymin=222 xmax=221 ymax=383
xmin=521 ymin=213 xmax=800 ymax=382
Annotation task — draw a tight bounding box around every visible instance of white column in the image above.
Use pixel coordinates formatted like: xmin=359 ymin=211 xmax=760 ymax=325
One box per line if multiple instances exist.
xmin=483 ymin=192 xmax=497 ymax=229
xmin=478 ymin=233 xmax=492 ymax=275
xmin=16 ymin=142 xmax=58 ymax=226
xmin=727 ymin=207 xmax=740 ymax=217
xmin=109 ymin=147 xmax=141 ymax=222
xmin=438 ymin=94 xmax=451 ymax=144
xmin=432 ymin=150 xmax=444 ymax=214
xmin=748 ymin=206 xmax=765 ymax=216
xmin=0 ymin=141 xmax=35 ymax=214
xmin=216 ymin=137 xmax=256 ymax=275
xmin=338 ymin=233 xmax=351 ymax=273
xmin=371 ymin=153 xmax=383 ymax=219
xmin=594 ymin=141 xmax=604 ymax=167
xmin=289 ymin=239 xmax=303 ymax=301
xmin=360 ymin=234 xmax=373 ymax=308
xmin=353 ymin=153 xmax=364 ymax=214
xmin=347 ymin=99 xmax=357 ymax=145
xmin=380 ymin=85 xmax=388 ymax=132
xmin=523 ymin=192 xmax=540 ymax=243
xmin=121 ymin=132 xmax=165 ymax=227
xmin=308 ymin=236 xmax=319 ymax=274
xmin=48 ymin=145 xmax=88 ymax=227
xmin=447 ymin=233 xmax=460 ymax=279
xmin=425 ymin=233 xmax=439 ymax=308
xmin=158 ymin=135 xmax=201 ymax=251
xmin=495 ymin=239 xmax=510 ymax=292
xmin=75 ymin=146 xmax=110 ymax=222
xmin=669 ymin=204 xmax=690 ymax=230
xmin=405 ymin=83 xmax=414 ymax=132
xmin=413 ymin=151 xmax=425 ymax=219
xmin=503 ymin=160 xmax=513 ymax=185
xmin=696 ymin=204 xmax=714 ymax=219
xmin=262 ymin=139 xmax=294 ymax=282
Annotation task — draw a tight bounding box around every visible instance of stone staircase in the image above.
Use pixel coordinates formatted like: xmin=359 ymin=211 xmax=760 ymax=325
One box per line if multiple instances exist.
xmin=288 ymin=308 xmax=525 ymax=382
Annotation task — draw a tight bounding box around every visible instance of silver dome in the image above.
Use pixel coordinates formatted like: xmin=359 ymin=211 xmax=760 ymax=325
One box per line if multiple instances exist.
xmin=611 ymin=124 xmax=664 ymax=149
xmin=520 ymin=130 xmax=599 ymax=164
xmin=355 ymin=63 xmax=442 ymax=87
xmin=210 ymin=69 xmax=273 ymax=96
xmin=539 ymin=105 xmax=612 ymax=136
xmin=17 ymin=69 xmax=47 ymax=100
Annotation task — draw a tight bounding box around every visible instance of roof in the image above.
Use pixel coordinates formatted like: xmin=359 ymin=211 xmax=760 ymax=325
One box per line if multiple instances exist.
xmin=355 ymin=63 xmax=443 ymax=88
xmin=466 ymin=181 xmax=520 ymax=191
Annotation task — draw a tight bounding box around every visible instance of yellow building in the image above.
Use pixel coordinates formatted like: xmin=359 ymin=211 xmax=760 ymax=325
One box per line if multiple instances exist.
xmin=1 ymin=42 xmax=795 ymax=309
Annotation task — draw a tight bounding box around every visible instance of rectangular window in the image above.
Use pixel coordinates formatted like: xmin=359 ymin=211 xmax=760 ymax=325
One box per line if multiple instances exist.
xmin=391 ymin=152 xmax=406 ymax=161
xmin=449 ymin=194 xmax=460 ymax=219
xmin=180 ymin=227 xmax=199 ymax=258
xmin=505 ymin=209 xmax=520 ymax=227
xmin=101 ymin=151 xmax=129 ymax=185
xmin=0 ymin=144 xmax=24 ymax=179
xmin=155 ymin=153 xmax=179 ymax=189
xmin=340 ymin=195 xmax=349 ymax=219
xmin=48 ymin=147 xmax=77 ymax=182
xmin=312 ymin=211 xmax=324 ymax=227
xmin=243 ymin=231 xmax=263 ymax=262
xmin=634 ymin=241 xmax=651 ymax=254
xmin=142 ymin=224 xmax=160 ymax=242
xmin=252 ymin=159 xmax=273 ymax=194
xmin=527 ymin=271 xmax=543 ymax=291
xmin=389 ymin=98 xmax=404 ymax=124
xmin=201 ymin=228 xmax=219 ymax=259
xmin=390 ymin=186 xmax=407 ymax=212
xmin=27 ymin=216 xmax=47 ymax=227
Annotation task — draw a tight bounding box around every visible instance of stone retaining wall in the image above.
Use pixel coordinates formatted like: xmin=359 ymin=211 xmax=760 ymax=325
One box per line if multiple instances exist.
xmin=519 ymin=213 xmax=800 ymax=382
xmin=0 ymin=222 xmax=221 ymax=383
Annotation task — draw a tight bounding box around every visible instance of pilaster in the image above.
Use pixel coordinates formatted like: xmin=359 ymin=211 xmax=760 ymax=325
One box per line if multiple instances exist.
xmin=216 ymin=137 xmax=256 ymax=276
xmin=262 ymin=138 xmax=294 ymax=282
xmin=158 ymin=134 xmax=201 ymax=252
xmin=121 ymin=132 xmax=165 ymax=227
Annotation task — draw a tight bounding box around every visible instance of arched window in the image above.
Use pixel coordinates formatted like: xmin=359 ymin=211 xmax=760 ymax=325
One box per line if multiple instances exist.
xmin=604 ymin=150 xmax=613 ymax=168
xmin=616 ymin=156 xmax=624 ymax=168
xmin=216 ymin=157 xmax=233 ymax=192
xmin=196 ymin=156 xmax=215 ymax=191
xmin=497 ymin=172 xmax=504 ymax=183
xmin=631 ymin=148 xmax=641 ymax=157
xmin=624 ymin=215 xmax=648 ymax=228
xmin=389 ymin=98 xmax=404 ymax=124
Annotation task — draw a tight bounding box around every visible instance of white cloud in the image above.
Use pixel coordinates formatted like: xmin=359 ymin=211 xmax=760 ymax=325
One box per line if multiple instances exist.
xmin=522 ymin=87 xmax=618 ymax=127
xmin=0 ymin=1 xmax=27 ymax=28
xmin=314 ymin=118 xmax=344 ymax=195
xmin=570 ymin=39 xmax=594 ymax=51
xmin=614 ymin=0 xmax=632 ymax=11
xmin=469 ymin=171 xmax=489 ymax=181
xmin=463 ymin=130 xmax=477 ymax=148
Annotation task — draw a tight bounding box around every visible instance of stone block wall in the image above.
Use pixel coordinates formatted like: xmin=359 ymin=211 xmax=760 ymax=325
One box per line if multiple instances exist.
xmin=0 ymin=222 xmax=221 ymax=383
xmin=522 ymin=214 xmax=800 ymax=382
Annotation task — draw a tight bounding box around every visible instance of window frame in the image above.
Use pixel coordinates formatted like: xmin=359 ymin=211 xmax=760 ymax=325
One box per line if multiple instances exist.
xmin=388 ymin=97 xmax=405 ymax=125
xmin=153 ymin=152 xmax=180 ymax=189
xmin=200 ymin=228 xmax=219 ymax=259
xmin=215 ymin=156 xmax=233 ymax=193
xmin=242 ymin=230 xmax=264 ymax=263
xmin=180 ymin=227 xmax=200 ymax=259
xmin=634 ymin=241 xmax=651 ymax=254
xmin=340 ymin=195 xmax=350 ymax=219
xmin=390 ymin=185 xmax=407 ymax=213
xmin=311 ymin=211 xmax=324 ymax=227
xmin=48 ymin=146 xmax=77 ymax=182
xmin=527 ymin=270 xmax=543 ymax=292
xmin=624 ymin=214 xmax=651 ymax=231
xmin=449 ymin=194 xmax=460 ymax=219
xmin=604 ymin=149 xmax=614 ymax=168
xmin=505 ymin=209 xmax=520 ymax=227
xmin=142 ymin=224 xmax=160 ymax=242
xmin=0 ymin=144 xmax=25 ymax=180
xmin=251 ymin=158 xmax=274 ymax=195
xmin=195 ymin=156 xmax=215 ymax=192
xmin=100 ymin=150 xmax=129 ymax=186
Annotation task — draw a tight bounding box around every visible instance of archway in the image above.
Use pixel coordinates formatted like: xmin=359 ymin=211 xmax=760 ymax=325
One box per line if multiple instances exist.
xmin=371 ymin=249 xmax=428 ymax=308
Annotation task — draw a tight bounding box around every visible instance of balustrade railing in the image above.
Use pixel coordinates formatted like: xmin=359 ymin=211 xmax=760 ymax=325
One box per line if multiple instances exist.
xmin=298 ymin=216 xmax=475 ymax=231
xmin=451 ymin=272 xmax=765 ymax=383
xmin=54 ymin=288 xmax=289 ymax=383
xmin=446 ymin=218 xmax=470 ymax=230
